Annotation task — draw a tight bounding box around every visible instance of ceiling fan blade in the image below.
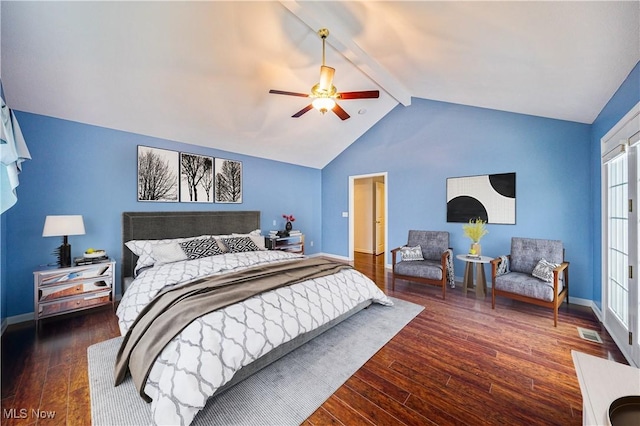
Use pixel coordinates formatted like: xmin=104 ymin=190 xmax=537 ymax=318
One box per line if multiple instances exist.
xmin=292 ymin=104 xmax=314 ymax=118
xmin=332 ymin=103 xmax=350 ymax=121
xmin=269 ymin=89 xmax=310 ymax=98
xmin=338 ymin=90 xmax=380 ymax=100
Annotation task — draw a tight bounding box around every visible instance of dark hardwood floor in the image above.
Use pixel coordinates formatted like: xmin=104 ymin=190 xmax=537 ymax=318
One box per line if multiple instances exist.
xmin=1 ymin=252 xmax=626 ymax=425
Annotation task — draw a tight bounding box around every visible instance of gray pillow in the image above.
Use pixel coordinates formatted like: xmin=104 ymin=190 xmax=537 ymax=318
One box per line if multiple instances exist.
xmin=532 ymin=258 xmax=559 ymax=282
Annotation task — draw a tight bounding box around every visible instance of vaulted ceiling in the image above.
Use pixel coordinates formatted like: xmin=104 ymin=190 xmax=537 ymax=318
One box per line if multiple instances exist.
xmin=2 ymin=1 xmax=638 ymax=168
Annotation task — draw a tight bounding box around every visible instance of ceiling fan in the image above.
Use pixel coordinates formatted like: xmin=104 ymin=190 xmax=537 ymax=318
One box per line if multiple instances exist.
xmin=269 ymin=28 xmax=379 ymax=121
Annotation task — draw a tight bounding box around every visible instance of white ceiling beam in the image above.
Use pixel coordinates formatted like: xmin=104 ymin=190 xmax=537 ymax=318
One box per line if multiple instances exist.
xmin=280 ymin=1 xmax=412 ymax=106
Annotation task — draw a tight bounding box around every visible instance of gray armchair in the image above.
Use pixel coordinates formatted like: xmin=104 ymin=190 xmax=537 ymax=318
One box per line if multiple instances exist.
xmin=491 ymin=237 xmax=569 ymax=327
xmin=391 ymin=230 xmax=453 ymax=299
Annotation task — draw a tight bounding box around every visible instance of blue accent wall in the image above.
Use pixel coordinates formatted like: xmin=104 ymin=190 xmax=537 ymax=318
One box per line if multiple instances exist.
xmin=322 ymin=98 xmax=594 ymax=299
xmin=590 ymin=61 xmax=640 ymax=310
xmin=3 ymin=113 xmax=321 ymax=317
xmin=2 ymin=62 xmax=638 ymax=322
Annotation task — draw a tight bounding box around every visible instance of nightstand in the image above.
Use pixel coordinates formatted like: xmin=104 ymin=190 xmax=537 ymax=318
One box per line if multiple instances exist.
xmin=265 ymin=234 xmax=305 ymax=254
xmin=33 ymin=260 xmax=115 ymax=328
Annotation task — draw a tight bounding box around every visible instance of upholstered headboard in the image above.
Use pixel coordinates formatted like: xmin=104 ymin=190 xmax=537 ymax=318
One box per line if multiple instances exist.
xmin=121 ymin=211 xmax=261 ymax=289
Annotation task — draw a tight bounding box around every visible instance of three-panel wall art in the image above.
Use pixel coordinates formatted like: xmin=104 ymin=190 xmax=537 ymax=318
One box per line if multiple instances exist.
xmin=137 ymin=145 xmax=243 ymax=204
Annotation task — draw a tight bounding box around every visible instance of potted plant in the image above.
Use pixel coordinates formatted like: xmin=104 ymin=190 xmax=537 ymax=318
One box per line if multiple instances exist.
xmin=463 ymin=218 xmax=488 ymax=255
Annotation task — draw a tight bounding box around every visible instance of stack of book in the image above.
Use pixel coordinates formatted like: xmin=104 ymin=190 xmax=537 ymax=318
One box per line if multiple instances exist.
xmin=268 ymin=229 xmax=302 ymax=238
xmin=74 ymin=255 xmax=110 ymax=266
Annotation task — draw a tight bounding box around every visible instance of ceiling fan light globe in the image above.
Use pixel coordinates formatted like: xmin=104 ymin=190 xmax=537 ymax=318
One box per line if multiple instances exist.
xmin=312 ymin=97 xmax=336 ymax=114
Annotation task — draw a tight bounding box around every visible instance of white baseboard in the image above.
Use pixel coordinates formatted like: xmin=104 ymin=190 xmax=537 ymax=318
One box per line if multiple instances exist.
xmin=3 ymin=312 xmax=34 ymax=329
xmin=316 ymin=252 xmax=351 ymax=262
xmin=590 ymin=302 xmax=603 ymax=322
xmin=567 ymin=296 xmax=593 ymax=308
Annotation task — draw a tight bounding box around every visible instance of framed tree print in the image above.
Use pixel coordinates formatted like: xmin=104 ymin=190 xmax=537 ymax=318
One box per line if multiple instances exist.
xmin=137 ymin=146 xmax=179 ymax=202
xmin=214 ymin=158 xmax=242 ymax=203
xmin=180 ymin=152 xmax=213 ymax=202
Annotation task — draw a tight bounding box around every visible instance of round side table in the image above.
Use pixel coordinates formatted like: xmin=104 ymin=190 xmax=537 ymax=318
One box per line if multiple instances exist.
xmin=455 ymin=254 xmax=493 ymax=298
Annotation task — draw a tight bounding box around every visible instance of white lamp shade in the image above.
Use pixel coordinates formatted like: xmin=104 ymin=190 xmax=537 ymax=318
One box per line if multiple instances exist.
xmin=42 ymin=215 xmax=86 ymax=237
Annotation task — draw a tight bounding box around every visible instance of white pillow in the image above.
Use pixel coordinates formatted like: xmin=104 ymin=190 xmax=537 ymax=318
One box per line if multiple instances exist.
xmin=532 ymin=258 xmax=560 ymax=283
xmin=152 ymin=242 xmax=188 ymax=266
xmin=125 ymin=235 xmax=210 ymax=273
xmin=400 ymin=245 xmax=424 ymax=261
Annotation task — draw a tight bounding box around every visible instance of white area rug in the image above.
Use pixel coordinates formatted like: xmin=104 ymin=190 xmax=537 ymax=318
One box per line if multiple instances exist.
xmin=88 ymin=297 xmax=423 ymax=425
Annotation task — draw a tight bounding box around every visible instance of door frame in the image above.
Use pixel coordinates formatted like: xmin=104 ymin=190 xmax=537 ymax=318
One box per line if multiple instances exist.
xmin=349 ymin=172 xmax=388 ymax=266
xmin=375 ymin=180 xmax=385 ymax=255
xmin=600 ymin=101 xmax=640 ymax=366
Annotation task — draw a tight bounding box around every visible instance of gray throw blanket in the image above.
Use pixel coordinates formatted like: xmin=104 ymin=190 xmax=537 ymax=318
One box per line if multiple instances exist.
xmin=446 ymin=249 xmax=455 ymax=288
xmin=496 ymin=255 xmax=510 ymax=276
xmin=114 ymin=257 xmax=351 ymax=401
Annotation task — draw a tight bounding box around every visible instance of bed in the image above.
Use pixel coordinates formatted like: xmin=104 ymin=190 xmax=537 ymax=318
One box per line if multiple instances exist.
xmin=116 ymin=211 xmax=392 ymax=425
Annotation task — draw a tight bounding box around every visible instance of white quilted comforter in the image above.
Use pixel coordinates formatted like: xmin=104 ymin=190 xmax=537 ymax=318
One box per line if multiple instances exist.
xmin=117 ymin=250 xmax=392 ymax=425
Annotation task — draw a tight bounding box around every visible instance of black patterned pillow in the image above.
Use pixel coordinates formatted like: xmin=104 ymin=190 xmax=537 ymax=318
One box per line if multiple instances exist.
xmin=222 ymin=236 xmax=262 ymax=253
xmin=532 ymin=258 xmax=559 ymax=282
xmin=179 ymin=238 xmax=225 ymax=260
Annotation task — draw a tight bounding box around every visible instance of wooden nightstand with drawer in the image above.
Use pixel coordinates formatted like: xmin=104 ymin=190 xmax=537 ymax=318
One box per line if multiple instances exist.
xmin=33 ymin=260 xmax=115 ymax=328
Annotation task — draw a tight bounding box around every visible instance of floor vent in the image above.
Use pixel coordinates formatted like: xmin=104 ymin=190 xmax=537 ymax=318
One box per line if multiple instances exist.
xmin=577 ymin=327 xmax=603 ymax=344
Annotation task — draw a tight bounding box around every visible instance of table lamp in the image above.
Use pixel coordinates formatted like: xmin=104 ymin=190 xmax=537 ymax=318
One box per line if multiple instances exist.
xmin=42 ymin=215 xmax=85 ymax=267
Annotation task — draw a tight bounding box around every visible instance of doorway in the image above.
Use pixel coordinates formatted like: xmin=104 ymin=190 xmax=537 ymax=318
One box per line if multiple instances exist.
xmin=349 ymin=173 xmax=387 ymax=265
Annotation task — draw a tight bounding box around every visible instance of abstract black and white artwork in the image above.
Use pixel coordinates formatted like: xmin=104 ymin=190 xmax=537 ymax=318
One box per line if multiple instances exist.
xmin=180 ymin=152 xmax=213 ymax=202
xmin=214 ymin=158 xmax=242 ymax=203
xmin=137 ymin=146 xmax=179 ymax=202
xmin=446 ymin=172 xmax=516 ymax=224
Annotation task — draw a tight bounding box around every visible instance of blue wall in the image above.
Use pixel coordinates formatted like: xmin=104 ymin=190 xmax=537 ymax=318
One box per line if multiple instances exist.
xmin=3 ymin=113 xmax=321 ymax=317
xmin=322 ymin=98 xmax=594 ymax=299
xmin=590 ymin=62 xmax=640 ymax=310
xmin=2 ymin=62 xmax=638 ymax=321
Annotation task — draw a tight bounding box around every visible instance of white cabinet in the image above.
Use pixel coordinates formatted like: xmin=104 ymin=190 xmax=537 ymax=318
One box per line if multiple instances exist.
xmin=572 ymin=350 xmax=640 ymax=425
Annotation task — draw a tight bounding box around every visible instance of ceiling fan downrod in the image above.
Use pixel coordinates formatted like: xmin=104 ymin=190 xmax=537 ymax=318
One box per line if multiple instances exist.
xmin=318 ymin=28 xmax=329 ymax=66
xmin=314 ymin=28 xmax=336 ymax=97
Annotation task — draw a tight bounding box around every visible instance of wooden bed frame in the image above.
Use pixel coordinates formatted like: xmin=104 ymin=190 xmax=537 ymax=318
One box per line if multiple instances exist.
xmin=120 ymin=210 xmax=371 ymax=396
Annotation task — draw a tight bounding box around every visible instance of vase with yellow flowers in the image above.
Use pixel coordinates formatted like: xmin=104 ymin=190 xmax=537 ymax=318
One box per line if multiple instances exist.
xmin=462 ymin=218 xmax=488 ymax=256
